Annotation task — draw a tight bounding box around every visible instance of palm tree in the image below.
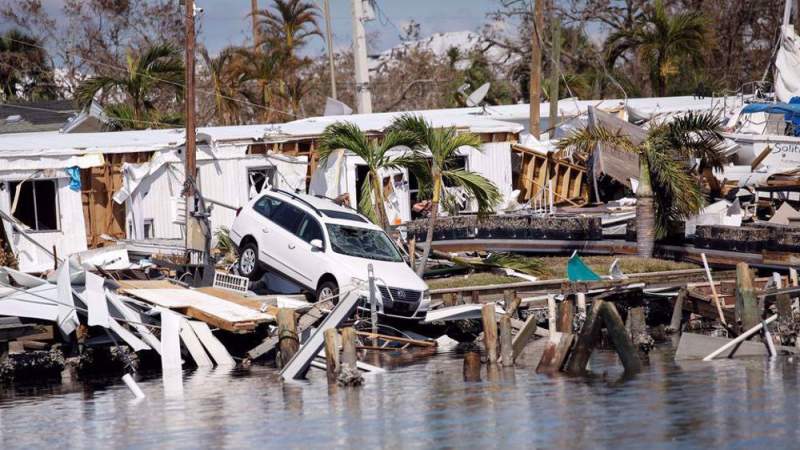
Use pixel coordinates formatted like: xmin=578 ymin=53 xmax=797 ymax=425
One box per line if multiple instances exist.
xmin=389 ymin=114 xmax=502 ymax=276
xmin=75 ymin=43 xmax=183 ymax=129
xmin=604 ymin=0 xmax=707 ymax=96
xmin=318 ymin=122 xmax=418 ymax=229
xmin=201 ymin=46 xmax=248 ymax=125
xmin=0 ymin=29 xmax=56 ymax=100
xmin=255 ymin=0 xmax=321 ymax=57
xmin=235 ymin=46 xmax=287 ymax=123
xmin=557 ymin=111 xmax=725 ymax=257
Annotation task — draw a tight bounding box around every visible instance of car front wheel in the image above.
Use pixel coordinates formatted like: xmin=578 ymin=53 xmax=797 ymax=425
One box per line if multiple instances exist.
xmin=316 ymin=280 xmax=339 ymax=304
xmin=237 ymin=241 xmax=263 ymax=281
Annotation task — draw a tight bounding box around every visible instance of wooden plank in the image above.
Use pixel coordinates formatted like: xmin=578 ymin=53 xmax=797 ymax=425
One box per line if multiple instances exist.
xmin=180 ymin=319 xmax=213 ymax=367
xmin=117 ymin=279 xmax=177 ymax=291
xmin=188 ymin=320 xmax=236 ymax=366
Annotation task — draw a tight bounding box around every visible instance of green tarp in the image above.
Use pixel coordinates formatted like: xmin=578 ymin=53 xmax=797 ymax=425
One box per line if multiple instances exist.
xmin=566 ymin=253 xmax=601 ymax=281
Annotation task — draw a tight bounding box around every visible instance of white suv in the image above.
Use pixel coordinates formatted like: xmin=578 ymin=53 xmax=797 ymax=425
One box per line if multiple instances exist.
xmin=229 ymin=189 xmax=430 ymax=320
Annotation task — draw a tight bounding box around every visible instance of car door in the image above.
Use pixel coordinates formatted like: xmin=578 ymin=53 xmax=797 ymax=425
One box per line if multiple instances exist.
xmin=266 ymin=201 xmax=308 ymax=284
xmin=284 ymin=212 xmax=328 ymax=287
xmin=249 ymin=195 xmax=282 ymax=268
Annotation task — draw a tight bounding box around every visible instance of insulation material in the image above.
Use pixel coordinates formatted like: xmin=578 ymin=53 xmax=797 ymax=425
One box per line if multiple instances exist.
xmin=55 ymin=263 xmax=79 ymax=336
xmin=775 ymin=25 xmax=800 ymax=103
xmin=160 ymin=309 xmax=183 ymax=372
xmin=309 ymin=148 xmax=347 ymax=198
xmin=84 ymin=271 xmax=110 ymax=328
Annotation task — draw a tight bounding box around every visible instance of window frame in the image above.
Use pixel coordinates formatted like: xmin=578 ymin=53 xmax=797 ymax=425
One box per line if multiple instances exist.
xmin=296 ymin=212 xmax=326 ymax=249
xmin=247 ymin=165 xmax=277 ymax=197
xmin=8 ymin=178 xmax=60 ymax=233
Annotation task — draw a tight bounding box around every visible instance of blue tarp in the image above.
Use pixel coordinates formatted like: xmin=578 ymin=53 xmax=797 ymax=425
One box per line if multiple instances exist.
xmin=65 ymin=166 xmax=81 ymax=191
xmin=741 ymin=102 xmax=800 ymax=137
xmin=741 ymin=102 xmax=800 ymax=115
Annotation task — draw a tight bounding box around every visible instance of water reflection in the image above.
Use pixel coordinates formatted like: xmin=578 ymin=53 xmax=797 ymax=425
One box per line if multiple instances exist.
xmin=2 ymin=344 xmax=800 ymax=448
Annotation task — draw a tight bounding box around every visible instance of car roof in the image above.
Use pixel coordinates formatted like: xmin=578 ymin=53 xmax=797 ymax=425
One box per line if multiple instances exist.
xmin=264 ymin=190 xmax=379 ymax=228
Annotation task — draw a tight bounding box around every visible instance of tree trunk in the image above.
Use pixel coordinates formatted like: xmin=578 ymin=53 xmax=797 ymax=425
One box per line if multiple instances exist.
xmin=415 ymin=175 xmax=441 ymax=276
xmin=370 ymin=169 xmax=388 ymax=229
xmin=636 ymin=155 xmax=655 ymax=258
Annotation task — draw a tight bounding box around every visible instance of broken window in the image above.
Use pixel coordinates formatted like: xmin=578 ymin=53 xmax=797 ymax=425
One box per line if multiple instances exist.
xmin=248 ymin=166 xmax=277 ymax=198
xmin=9 ymin=179 xmax=59 ymax=231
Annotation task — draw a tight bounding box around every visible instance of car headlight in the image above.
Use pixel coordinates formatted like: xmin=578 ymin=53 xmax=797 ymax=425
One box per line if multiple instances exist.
xmin=421 ymin=289 xmax=431 ymax=304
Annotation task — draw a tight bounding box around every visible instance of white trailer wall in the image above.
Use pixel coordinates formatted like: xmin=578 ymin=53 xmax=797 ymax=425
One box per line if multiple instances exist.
xmin=0 ymin=175 xmax=87 ymax=273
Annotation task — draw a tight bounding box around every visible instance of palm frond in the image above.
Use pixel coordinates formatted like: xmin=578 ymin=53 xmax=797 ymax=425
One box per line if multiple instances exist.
xmin=644 ymin=142 xmax=704 ymax=238
xmin=442 ymin=169 xmax=501 ymax=215
xmin=556 ymin=125 xmax=639 ymax=155
xmin=318 ymin=121 xmax=373 ymax=165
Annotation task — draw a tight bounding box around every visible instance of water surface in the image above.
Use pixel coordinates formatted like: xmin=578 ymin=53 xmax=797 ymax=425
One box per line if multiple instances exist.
xmin=1 ymin=341 xmax=798 ymax=449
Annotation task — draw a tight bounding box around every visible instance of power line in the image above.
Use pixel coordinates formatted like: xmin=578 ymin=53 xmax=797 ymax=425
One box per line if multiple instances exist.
xmin=4 ymin=36 xmax=300 ymax=120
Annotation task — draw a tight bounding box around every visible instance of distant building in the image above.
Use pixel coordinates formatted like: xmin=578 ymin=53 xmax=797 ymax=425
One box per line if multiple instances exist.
xmin=0 ymin=100 xmax=77 ymax=134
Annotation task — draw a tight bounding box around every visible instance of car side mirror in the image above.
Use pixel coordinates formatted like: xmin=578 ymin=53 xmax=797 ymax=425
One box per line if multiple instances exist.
xmin=310 ymin=239 xmax=324 ymax=251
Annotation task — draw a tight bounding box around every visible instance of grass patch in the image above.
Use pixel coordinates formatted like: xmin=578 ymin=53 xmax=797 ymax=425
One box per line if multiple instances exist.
xmin=426 ymin=256 xmax=698 ymax=290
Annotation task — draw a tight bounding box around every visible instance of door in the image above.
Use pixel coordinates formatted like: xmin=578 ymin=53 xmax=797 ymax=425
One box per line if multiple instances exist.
xmin=264 ymin=202 xmax=308 ymax=284
xmin=248 ymin=195 xmax=281 ymax=267
xmin=283 ymin=212 xmax=327 ymax=286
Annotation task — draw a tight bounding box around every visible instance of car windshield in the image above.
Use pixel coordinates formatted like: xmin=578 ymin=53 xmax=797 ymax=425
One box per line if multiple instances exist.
xmin=326 ymin=224 xmax=402 ymax=262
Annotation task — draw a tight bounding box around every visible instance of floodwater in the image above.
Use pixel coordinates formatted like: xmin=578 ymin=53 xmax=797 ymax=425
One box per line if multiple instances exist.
xmin=1 ymin=341 xmax=799 ymax=449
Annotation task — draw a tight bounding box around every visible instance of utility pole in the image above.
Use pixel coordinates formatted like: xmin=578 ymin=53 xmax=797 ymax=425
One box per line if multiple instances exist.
xmin=351 ymin=0 xmax=372 ymax=114
xmin=529 ymin=0 xmax=544 ymax=139
xmin=323 ymin=0 xmax=337 ymax=99
xmin=251 ymin=0 xmax=260 ymax=49
xmin=184 ymin=0 xmax=197 ymax=192
xmin=548 ymin=13 xmax=561 ymax=133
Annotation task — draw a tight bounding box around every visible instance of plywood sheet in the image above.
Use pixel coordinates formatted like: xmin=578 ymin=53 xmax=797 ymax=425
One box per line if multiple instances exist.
xmin=125 ymin=288 xmax=273 ymax=333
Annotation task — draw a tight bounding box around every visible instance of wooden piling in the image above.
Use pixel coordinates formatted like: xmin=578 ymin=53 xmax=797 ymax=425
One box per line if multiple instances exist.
xmin=408 ymin=237 xmax=416 ymax=268
xmin=565 ymin=299 xmax=604 ymax=375
xmin=276 ymin=308 xmax=299 ymax=368
xmin=443 ymin=293 xmax=457 ymax=307
xmin=463 ymin=347 xmax=481 ymax=382
xmin=736 ymin=262 xmax=760 ymax=334
xmin=790 ymin=268 xmax=798 ymax=287
xmin=337 ymin=327 xmax=363 ymax=386
xmin=627 ymin=305 xmax=651 ymax=362
xmin=481 ymin=303 xmax=498 ymax=364
xmin=598 ymin=302 xmax=642 ymax=375
xmin=667 ymin=289 xmax=687 ymax=334
xmin=557 ymin=296 xmax=574 ymax=333
xmin=499 ymin=316 xmax=513 ymax=367
xmin=323 ymin=328 xmax=340 ymax=384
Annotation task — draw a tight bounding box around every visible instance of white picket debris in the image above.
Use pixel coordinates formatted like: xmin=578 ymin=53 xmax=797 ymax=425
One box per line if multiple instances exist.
xmin=159 ymin=309 xmax=183 ymax=372
xmin=55 ymin=263 xmax=79 ymax=337
xmin=188 ymin=320 xmax=236 ymax=367
xmin=180 ymin=319 xmax=213 ymax=367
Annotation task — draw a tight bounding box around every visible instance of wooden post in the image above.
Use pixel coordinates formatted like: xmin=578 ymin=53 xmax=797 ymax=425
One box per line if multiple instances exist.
xmin=338 ymin=327 xmax=363 ymax=386
xmin=443 ymin=293 xmax=457 ymax=307
xmin=702 ymin=253 xmax=728 ymax=326
xmin=408 ymin=237 xmax=416 ymax=269
xmin=736 ymin=262 xmax=760 ymax=335
xmin=598 ymin=302 xmax=642 ymax=375
xmin=481 ymin=303 xmax=498 ymax=364
xmin=506 ymin=293 xmax=522 ymax=318
xmin=499 ymin=316 xmax=513 ymax=367
xmin=565 ymin=299 xmax=604 ymax=375
xmin=323 ymin=328 xmax=339 ymax=384
xmin=548 ymin=12 xmax=561 ymax=131
xmin=529 ymin=0 xmax=544 ymax=137
xmin=667 ymin=289 xmax=688 ymax=334
xmin=790 ymin=268 xmax=799 ymax=287
xmin=627 ymin=305 xmax=651 ymax=362
xmin=470 ymin=290 xmax=479 ymax=305
xmin=556 ymin=295 xmax=574 ymax=333
xmin=463 ymin=347 xmax=481 ymax=382
xmin=276 ymin=308 xmax=299 ymax=368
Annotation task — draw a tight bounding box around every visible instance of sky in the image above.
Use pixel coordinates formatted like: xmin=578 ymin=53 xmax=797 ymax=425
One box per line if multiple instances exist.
xmin=197 ymin=0 xmax=499 ymax=55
